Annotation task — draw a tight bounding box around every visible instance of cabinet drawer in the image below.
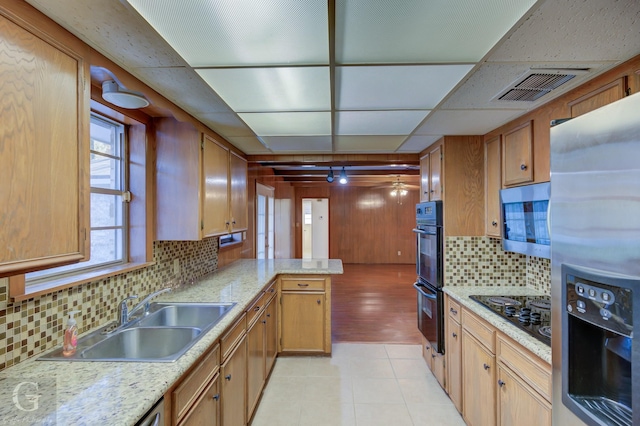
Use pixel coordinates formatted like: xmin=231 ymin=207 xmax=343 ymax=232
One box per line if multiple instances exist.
xmin=497 ymin=333 xmax=552 ymax=402
xmin=447 ymin=297 xmax=461 ymax=324
xmin=462 ymin=308 xmax=495 ymax=353
xmin=173 ymin=344 xmax=220 ymax=424
xmin=220 ymin=313 xmax=246 ymax=360
xmin=280 ymin=277 xmax=326 ymax=291
xmin=264 ymin=280 xmax=277 ymax=301
xmin=246 ymin=293 xmax=267 ymax=327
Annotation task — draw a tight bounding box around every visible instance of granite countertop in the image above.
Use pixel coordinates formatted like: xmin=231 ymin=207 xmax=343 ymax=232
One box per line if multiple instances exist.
xmin=0 ymin=259 xmax=343 ymax=426
xmin=443 ymin=286 xmax=551 ymax=364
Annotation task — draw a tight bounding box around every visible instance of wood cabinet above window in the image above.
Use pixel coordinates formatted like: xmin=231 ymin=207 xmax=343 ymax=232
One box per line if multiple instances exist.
xmin=0 ymin=9 xmax=89 ymax=278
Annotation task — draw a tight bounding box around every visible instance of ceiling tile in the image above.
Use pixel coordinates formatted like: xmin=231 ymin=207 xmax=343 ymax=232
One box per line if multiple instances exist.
xmin=126 ymin=0 xmax=329 ymax=66
xmin=197 ymin=112 xmax=255 ymax=137
xmin=336 ymin=65 xmax=474 ymax=110
xmin=336 ymin=111 xmax=430 ymax=135
xmin=415 ymin=110 xmax=523 ymax=135
xmin=239 ymin=112 xmax=331 ymax=136
xmin=262 ymin=136 xmax=332 ymax=152
xmin=397 ymin=135 xmax=443 ymax=153
xmin=334 ymin=135 xmax=406 ymax=152
xmin=336 ymin=0 xmax=538 ymax=63
xmin=196 ymin=67 xmax=330 ymax=112
xmin=224 ymin=136 xmax=272 ymax=155
xmin=488 ymin=0 xmax=640 ymax=62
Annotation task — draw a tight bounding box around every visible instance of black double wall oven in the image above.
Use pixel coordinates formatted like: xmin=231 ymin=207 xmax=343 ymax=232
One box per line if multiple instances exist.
xmin=413 ymin=201 xmax=444 ymax=354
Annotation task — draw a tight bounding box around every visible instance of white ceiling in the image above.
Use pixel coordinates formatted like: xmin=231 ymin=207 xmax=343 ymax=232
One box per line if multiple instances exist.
xmin=25 ymin=0 xmax=640 ymax=156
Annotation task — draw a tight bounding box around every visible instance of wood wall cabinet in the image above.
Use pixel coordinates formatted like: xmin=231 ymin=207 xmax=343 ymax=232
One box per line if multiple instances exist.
xmin=446 ymin=296 xmax=462 ymax=413
xmin=502 ymin=121 xmax=533 ymax=187
xmin=172 ymin=344 xmax=221 ymax=426
xmin=568 ymin=77 xmax=627 ymax=118
xmin=155 ymin=118 xmax=248 ymax=240
xmin=420 ymin=153 xmax=430 ymax=202
xmin=419 ymin=144 xmax=443 ymax=202
xmin=0 ymin=9 xmax=89 ymax=277
xmin=461 ymin=308 xmax=496 ymax=426
xmin=246 ymin=282 xmax=277 ymax=421
xmin=278 ymin=275 xmax=331 ymax=354
xmin=485 ymin=136 xmax=502 ymax=238
xmin=419 ymin=136 xmax=484 ymax=237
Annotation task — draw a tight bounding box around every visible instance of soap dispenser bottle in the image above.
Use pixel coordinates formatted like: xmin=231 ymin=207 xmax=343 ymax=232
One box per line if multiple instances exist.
xmin=62 ymin=310 xmax=81 ymax=357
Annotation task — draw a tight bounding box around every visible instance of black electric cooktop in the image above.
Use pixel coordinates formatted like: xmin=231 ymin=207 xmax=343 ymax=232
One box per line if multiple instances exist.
xmin=469 ymin=295 xmax=551 ymax=346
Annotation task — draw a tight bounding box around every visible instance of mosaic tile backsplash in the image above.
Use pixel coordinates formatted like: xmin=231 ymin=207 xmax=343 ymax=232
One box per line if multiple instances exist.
xmin=445 ymin=236 xmax=550 ymax=294
xmin=0 ymin=239 xmax=219 ymax=371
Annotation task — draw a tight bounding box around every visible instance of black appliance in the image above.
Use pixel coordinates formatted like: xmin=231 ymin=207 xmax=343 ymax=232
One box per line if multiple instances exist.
xmin=469 ymin=294 xmax=551 ymax=346
xmin=562 ymin=264 xmax=637 ymax=426
xmin=413 ymin=201 xmax=444 ymax=354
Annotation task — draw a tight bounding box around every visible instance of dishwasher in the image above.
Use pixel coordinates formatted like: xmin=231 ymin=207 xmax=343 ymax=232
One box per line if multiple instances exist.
xmin=136 ymin=398 xmax=164 ymax=426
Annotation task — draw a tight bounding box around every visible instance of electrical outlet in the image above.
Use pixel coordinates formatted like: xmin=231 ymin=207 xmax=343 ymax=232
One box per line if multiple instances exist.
xmin=397 ymin=250 xmax=401 ymax=256
xmin=173 ymin=259 xmax=180 ymax=276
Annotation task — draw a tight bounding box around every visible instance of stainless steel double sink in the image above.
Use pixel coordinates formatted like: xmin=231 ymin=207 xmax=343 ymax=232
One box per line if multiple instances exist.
xmin=39 ymin=302 xmax=236 ymax=362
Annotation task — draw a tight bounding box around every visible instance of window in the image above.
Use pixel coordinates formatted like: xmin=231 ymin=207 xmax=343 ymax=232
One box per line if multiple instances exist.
xmin=26 ymin=113 xmax=129 ymax=283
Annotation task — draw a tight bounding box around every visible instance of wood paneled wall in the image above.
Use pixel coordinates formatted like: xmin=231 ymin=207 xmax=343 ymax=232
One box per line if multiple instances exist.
xmin=294 ymin=185 xmax=418 ymax=263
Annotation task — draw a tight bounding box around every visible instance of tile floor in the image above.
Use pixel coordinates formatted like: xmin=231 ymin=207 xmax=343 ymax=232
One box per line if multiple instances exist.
xmin=250 ymin=343 xmax=467 ymax=426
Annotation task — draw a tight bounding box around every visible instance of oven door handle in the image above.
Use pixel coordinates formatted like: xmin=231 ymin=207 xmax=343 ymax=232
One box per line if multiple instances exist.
xmin=413 ymin=282 xmax=437 ymax=299
xmin=412 ymin=228 xmax=436 ymax=236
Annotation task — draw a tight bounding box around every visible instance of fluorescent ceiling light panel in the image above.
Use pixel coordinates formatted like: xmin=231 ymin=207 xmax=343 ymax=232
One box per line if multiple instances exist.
xmin=336 ymin=110 xmax=430 ymax=135
xmin=336 ymin=65 xmax=474 ymax=110
xmin=126 ymin=0 xmax=329 ymax=66
xmin=334 ymin=135 xmax=406 ymax=152
xmin=239 ymin=112 xmax=331 ymax=136
xmin=262 ymin=136 xmax=332 ymax=152
xmin=197 ymin=67 xmax=330 ymax=112
xmin=336 ymin=0 xmax=538 ymax=63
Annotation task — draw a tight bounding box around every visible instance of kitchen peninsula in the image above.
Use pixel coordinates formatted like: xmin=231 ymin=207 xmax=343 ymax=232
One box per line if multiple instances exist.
xmin=0 ymin=259 xmax=343 ymax=425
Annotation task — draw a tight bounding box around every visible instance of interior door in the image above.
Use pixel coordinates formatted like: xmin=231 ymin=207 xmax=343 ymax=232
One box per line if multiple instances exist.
xmin=256 ymin=183 xmax=275 ymax=259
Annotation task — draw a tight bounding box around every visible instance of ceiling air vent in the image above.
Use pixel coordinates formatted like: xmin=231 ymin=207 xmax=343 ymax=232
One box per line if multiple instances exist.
xmin=493 ymin=68 xmax=589 ymax=102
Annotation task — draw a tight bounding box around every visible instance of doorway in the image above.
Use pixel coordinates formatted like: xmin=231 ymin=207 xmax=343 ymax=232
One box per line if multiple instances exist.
xmin=302 ymin=198 xmax=329 ymax=259
xmin=256 ymin=183 xmax=274 ymax=259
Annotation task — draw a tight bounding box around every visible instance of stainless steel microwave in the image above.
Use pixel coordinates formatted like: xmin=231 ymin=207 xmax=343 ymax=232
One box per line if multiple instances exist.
xmin=500 ymin=182 xmax=550 ymax=259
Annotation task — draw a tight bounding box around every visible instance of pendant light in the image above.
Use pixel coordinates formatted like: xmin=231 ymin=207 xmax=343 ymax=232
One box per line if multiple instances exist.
xmin=326 ymin=167 xmax=334 ymax=183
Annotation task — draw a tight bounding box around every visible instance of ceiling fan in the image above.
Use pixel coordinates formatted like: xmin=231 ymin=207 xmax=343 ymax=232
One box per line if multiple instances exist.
xmin=374 ymin=177 xmax=420 ymax=204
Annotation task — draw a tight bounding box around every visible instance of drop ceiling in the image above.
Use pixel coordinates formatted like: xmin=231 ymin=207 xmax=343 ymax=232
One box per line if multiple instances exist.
xmin=23 ymin=0 xmax=640 ymax=158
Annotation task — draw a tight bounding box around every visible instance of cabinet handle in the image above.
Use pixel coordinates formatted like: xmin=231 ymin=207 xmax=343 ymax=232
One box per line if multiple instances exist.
xmin=266 ymin=313 xmax=271 ymax=318
xmin=213 ymin=394 xmax=220 ymax=401
xmin=450 ymin=307 xmax=458 ymax=315
xmin=232 ymin=220 xmax=236 ymax=225
xmin=452 ymin=332 xmax=457 ymax=338
xmin=225 ymin=374 xmax=232 ymax=381
xmin=430 ymin=190 xmax=434 ymax=193
xmin=483 ymin=363 xmax=490 ymax=370
xmin=317 ymin=299 xmax=321 ymax=305
xmin=297 ymin=283 xmax=309 ymax=287
xmin=492 ymin=221 xmax=497 ymax=227
xmin=254 ymin=306 xmax=260 ymax=312
xmin=269 ymin=288 xmax=275 ymax=293
xmin=498 ymin=380 xmax=505 ymax=388
xmin=262 ymin=320 xmax=267 ymax=324
xmin=520 ymin=164 xmax=527 ymax=171
xmin=431 ymin=353 xmax=436 ymax=358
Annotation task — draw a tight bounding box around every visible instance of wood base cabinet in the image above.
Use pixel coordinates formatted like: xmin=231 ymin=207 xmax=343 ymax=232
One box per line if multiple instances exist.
xmin=179 ymin=373 xmax=220 ymax=426
xmin=446 ymin=296 xmax=462 ymax=413
xmin=497 ymin=365 xmax=551 ymax=426
xmin=279 ymin=276 xmax=331 ymax=354
xmin=221 ymin=336 xmax=246 ymax=426
xmin=462 ymin=331 xmax=496 ymax=426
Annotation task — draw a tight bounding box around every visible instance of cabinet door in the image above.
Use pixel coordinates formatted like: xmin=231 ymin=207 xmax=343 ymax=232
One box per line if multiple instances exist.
xmin=497 ymin=365 xmax=552 ymax=426
xmin=429 ymin=145 xmax=442 ymax=201
xmin=180 ymin=374 xmax=220 ymax=426
xmin=0 ymin=13 xmax=87 ymax=276
xmin=265 ymin=296 xmax=278 ymax=375
xmin=462 ymin=332 xmax=496 ymax=426
xmin=246 ymin=311 xmax=265 ymax=420
xmin=502 ymin=122 xmax=533 ymax=187
xmin=202 ymin=135 xmax=230 ymax=237
xmin=420 ymin=154 xmax=430 ymax=201
xmin=221 ymin=337 xmax=246 ymax=426
xmin=432 ymin=351 xmax=446 ymax=390
xmin=280 ymin=292 xmax=325 ymax=352
xmin=485 ymin=136 xmax=502 ymax=237
xmin=568 ymin=77 xmax=627 ymax=118
xmin=447 ymin=317 xmax=462 ymax=413
xmin=229 ymin=151 xmax=248 ymax=232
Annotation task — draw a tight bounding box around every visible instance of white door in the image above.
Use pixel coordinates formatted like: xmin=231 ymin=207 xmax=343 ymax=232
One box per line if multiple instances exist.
xmin=256 ymin=183 xmax=275 ymax=259
xmin=302 ymin=198 xmax=329 ymax=259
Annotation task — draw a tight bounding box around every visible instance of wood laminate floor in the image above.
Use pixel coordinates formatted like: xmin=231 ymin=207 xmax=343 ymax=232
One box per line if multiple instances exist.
xmin=331 ymin=264 xmax=422 ymax=345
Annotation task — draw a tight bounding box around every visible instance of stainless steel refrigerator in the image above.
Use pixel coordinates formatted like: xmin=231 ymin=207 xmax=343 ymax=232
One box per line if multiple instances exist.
xmin=550 ymin=92 xmax=640 ymax=425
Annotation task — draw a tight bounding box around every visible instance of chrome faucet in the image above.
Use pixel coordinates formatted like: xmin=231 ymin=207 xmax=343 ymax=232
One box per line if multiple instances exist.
xmin=127 ymin=287 xmax=173 ymax=321
xmin=116 ymin=287 xmax=172 ymax=327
